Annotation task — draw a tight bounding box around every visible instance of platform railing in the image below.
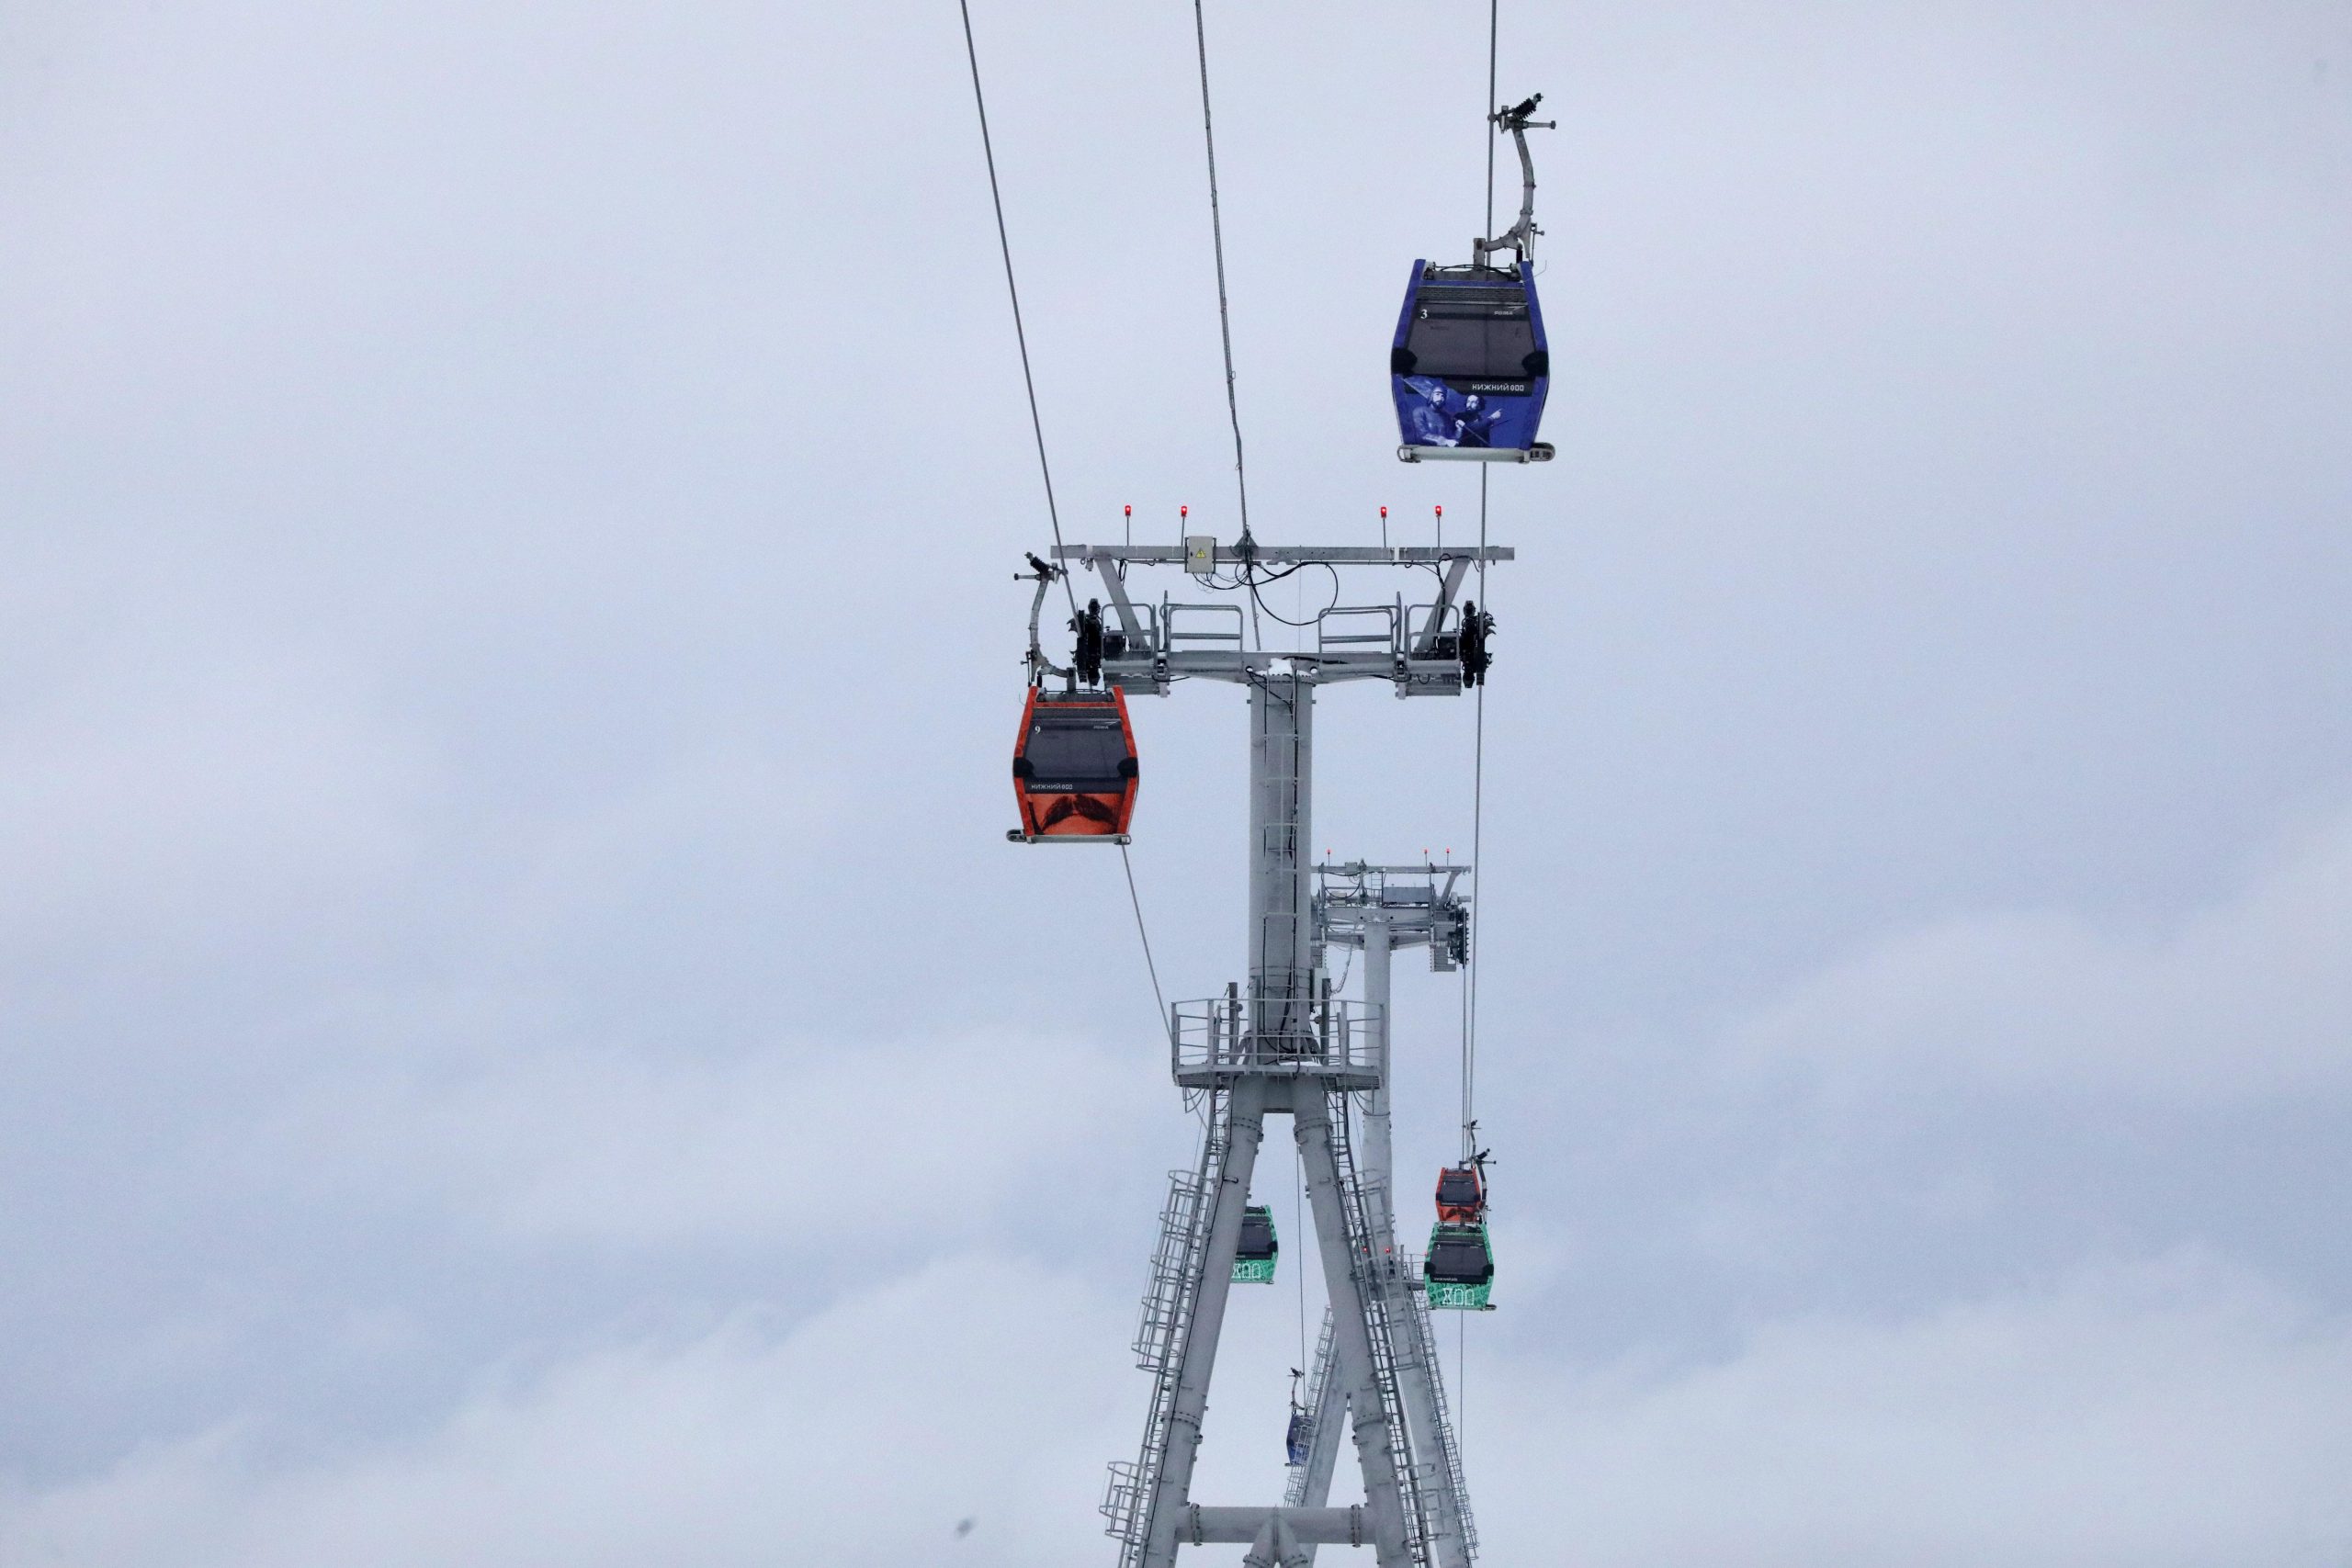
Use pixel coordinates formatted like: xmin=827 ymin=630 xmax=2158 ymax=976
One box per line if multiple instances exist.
xmin=1317 ymin=604 xmax=1401 ymax=660
xmin=1170 ymin=989 xmax=1382 ymax=1089
xmin=1161 ymin=600 xmax=1246 ymax=650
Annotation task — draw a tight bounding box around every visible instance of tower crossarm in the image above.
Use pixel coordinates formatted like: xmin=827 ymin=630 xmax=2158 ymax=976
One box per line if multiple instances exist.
xmin=1038 ymin=543 xmax=1513 ymax=696
xmin=1313 ymin=863 xmax=1472 ymax=973
xmin=1053 ymin=545 xmax=1514 ymax=566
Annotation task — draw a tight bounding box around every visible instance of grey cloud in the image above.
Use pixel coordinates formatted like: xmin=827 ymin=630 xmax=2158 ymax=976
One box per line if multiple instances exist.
xmin=1483 ymin=1252 xmax=2352 ymax=1567
xmin=2 ymin=0 xmax=2348 ymax=1559
xmin=0 ymin=1258 xmax=1137 ymax=1568
xmin=290 ymin=1030 xmax=1159 ymax=1247
xmin=1728 ymin=800 xmax=2352 ymax=1095
xmin=6 ymin=1251 xmax=2340 ymax=1568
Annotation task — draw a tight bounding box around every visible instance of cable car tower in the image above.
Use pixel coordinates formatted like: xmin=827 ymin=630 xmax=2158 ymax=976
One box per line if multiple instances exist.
xmin=1284 ymin=860 xmax=1481 ymax=1563
xmin=1028 ymin=536 xmax=1509 ymax=1568
xmin=957 ymin=4 xmax=1550 ymax=1559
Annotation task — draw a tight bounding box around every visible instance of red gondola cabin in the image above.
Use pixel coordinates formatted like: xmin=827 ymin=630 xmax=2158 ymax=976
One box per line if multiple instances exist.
xmin=1012 ymin=686 xmax=1139 ymax=840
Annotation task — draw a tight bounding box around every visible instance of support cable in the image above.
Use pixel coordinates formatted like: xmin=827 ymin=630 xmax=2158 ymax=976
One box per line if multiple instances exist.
xmin=1461 ymin=0 xmax=1498 ymax=1170
xmin=1459 ymin=0 xmax=1502 ymax=1459
xmin=1191 ymin=0 xmax=1251 ymax=544
xmin=1295 ymin=1139 xmax=1308 ymax=1374
xmin=963 ymin=8 xmax=1177 ymax=1151
xmin=957 ymin=0 xmax=1078 ymax=624
xmin=1119 ymin=842 xmax=1170 ymax=1032
xmin=1484 ymin=0 xmax=1500 ymax=238
xmin=1190 ymin=0 xmax=1262 ymax=654
xmin=1118 ymin=839 xmax=1198 ymax=1168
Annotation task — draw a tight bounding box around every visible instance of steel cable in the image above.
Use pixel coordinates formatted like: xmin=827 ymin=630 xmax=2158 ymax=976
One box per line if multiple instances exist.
xmin=963 ymin=6 xmax=1178 ymax=1106
xmin=1458 ymin=0 xmax=1504 ymax=1461
xmin=957 ymin=0 xmax=1079 ymax=624
xmin=1190 ymin=0 xmax=1264 ymax=655
xmin=1461 ymin=0 xmax=1498 ymax=1173
xmin=1191 ymin=0 xmax=1251 ymax=544
xmin=1119 ymin=842 xmax=1170 ymax=1032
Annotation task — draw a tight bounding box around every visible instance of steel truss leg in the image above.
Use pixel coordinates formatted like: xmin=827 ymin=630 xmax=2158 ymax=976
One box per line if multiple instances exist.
xmin=1247 ymin=1515 xmax=1315 ymax=1568
xmin=1124 ymin=669 xmax=1466 ymax=1565
xmin=1294 ymin=1084 xmax=1414 ymax=1566
xmin=1289 ymin=1204 xmax=1474 ymax=1566
xmin=1386 ymin=1300 xmax=1473 ymax=1568
xmin=1294 ymin=1321 xmax=1350 ymax=1510
xmin=1139 ymin=1078 xmax=1271 ymax=1568
xmin=1295 ymin=917 xmax=1475 ymax=1568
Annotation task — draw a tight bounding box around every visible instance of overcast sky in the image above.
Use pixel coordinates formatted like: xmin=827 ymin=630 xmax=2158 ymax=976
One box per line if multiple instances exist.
xmin=2 ymin=2 xmax=2349 ymax=1563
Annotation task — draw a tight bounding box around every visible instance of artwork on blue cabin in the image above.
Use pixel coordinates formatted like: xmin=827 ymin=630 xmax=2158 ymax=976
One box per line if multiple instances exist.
xmin=1399 ymin=375 xmax=1507 ymax=448
xmin=1284 ymin=1406 xmax=1311 ymax=1467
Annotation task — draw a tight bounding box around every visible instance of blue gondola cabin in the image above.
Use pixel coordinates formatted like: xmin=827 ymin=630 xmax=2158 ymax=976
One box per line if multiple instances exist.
xmin=1391 ymin=261 xmax=1552 ymax=462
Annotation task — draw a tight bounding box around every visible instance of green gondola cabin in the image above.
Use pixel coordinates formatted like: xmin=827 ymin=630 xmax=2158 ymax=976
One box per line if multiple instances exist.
xmin=1233 ymin=1203 xmax=1279 ymax=1284
xmin=1424 ymin=1223 xmax=1494 ymax=1310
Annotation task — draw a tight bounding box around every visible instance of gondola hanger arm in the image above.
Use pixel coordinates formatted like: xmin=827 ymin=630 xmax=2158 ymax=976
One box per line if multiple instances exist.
xmin=1474 ymin=91 xmax=1555 ymax=267
xmin=1019 ymin=556 xmax=1074 ymax=683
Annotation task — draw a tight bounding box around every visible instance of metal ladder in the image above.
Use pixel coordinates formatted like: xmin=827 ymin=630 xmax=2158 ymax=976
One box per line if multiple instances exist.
xmin=1102 ymin=1122 xmax=1222 ymax=1562
xmin=1327 ymin=1104 xmax=1437 ymax=1568
xmin=1283 ymin=1283 xmax=1479 ymax=1567
xmin=1396 ymin=1275 xmax=1478 ymax=1560
xmin=1283 ymin=1306 xmax=1339 ymax=1506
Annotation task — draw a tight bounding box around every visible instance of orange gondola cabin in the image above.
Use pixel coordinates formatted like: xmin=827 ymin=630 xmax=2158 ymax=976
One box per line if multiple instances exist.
xmin=1435 ymin=1163 xmax=1487 ymax=1225
xmin=1012 ymin=685 xmax=1139 ymax=840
